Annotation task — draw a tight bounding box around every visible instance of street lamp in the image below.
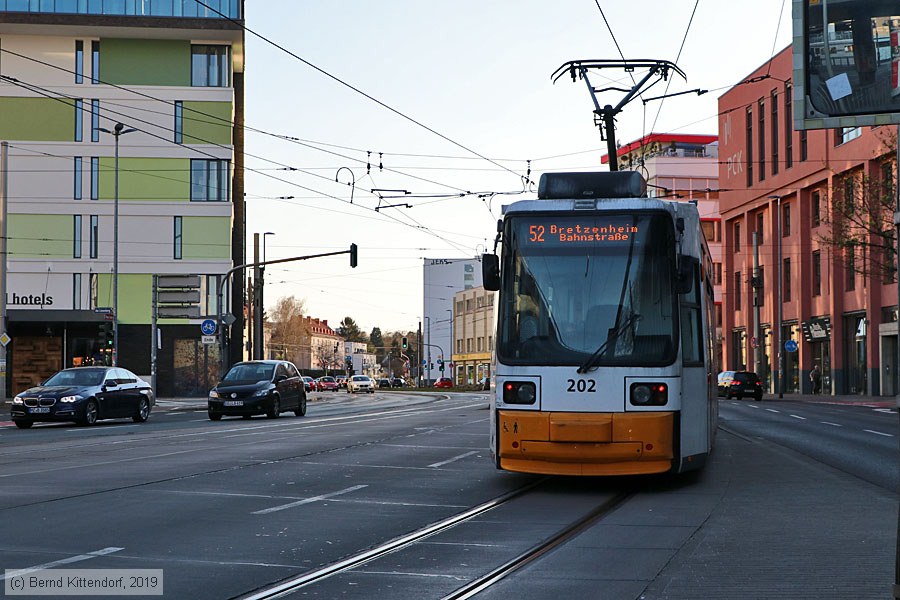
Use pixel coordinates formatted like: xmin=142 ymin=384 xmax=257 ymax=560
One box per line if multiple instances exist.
xmin=97 ymin=123 xmax=136 ymax=366
xmin=425 ymin=316 xmax=431 ymax=385
xmin=446 ymin=308 xmax=453 ymax=383
xmin=769 ymin=194 xmax=784 ymax=398
xmin=259 ymin=231 xmax=274 ymax=360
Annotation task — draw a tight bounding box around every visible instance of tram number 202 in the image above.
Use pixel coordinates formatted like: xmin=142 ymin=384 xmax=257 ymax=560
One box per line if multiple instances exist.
xmin=566 ymin=379 xmax=597 ymax=393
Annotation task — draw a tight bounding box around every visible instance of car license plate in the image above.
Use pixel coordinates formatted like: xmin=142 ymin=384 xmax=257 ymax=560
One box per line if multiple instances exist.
xmin=224 ymin=400 xmax=243 ymax=407
xmin=29 ymin=407 xmax=50 ymax=413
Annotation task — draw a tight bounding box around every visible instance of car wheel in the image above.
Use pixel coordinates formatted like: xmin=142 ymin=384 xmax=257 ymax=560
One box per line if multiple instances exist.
xmin=294 ymin=394 xmax=307 ymax=417
xmin=80 ymin=399 xmax=99 ymax=426
xmin=267 ymin=396 xmax=281 ymax=419
xmin=208 ymin=412 xmax=222 ymax=421
xmin=14 ymin=419 xmax=33 ymax=429
xmin=132 ymin=398 xmax=151 ymax=423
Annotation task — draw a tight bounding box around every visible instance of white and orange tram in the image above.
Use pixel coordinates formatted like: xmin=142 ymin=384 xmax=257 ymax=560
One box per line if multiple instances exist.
xmin=482 ymin=171 xmax=717 ymax=476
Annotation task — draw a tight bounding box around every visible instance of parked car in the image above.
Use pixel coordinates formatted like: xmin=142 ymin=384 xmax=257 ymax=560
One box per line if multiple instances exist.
xmin=11 ymin=366 xmax=154 ymax=428
xmin=347 ymin=375 xmax=375 ymax=393
xmin=208 ymin=360 xmax=306 ymax=420
xmin=336 ymin=376 xmax=348 ymax=389
xmin=717 ymin=370 xmax=764 ymax=401
xmin=302 ymin=376 xmax=317 ymax=392
xmin=377 ymin=378 xmax=391 ymax=388
xmin=391 ymin=377 xmax=406 ymax=388
xmin=316 ymin=376 xmax=339 ymax=391
xmin=434 ymin=377 xmax=454 ymax=389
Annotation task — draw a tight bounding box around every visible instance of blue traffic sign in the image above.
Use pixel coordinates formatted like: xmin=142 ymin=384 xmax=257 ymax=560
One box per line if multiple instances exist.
xmin=784 ymin=339 xmax=798 ymax=353
xmin=200 ymin=319 xmax=217 ymax=335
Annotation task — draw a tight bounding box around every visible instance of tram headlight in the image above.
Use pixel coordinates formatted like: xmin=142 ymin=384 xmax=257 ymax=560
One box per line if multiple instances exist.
xmin=502 ymin=381 xmax=536 ymax=405
xmin=630 ymin=382 xmax=667 ymax=406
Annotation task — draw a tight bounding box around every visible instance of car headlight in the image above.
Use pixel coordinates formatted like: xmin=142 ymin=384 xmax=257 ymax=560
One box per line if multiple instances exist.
xmin=209 ymin=390 xmax=220 ymax=399
xmin=12 ymin=396 xmax=24 ymax=405
xmin=60 ymin=395 xmax=82 ymax=403
xmin=253 ymin=387 xmax=270 ymax=397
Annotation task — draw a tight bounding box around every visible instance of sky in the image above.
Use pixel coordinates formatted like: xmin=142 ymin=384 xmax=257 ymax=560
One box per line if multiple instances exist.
xmin=242 ymin=0 xmax=794 ymax=335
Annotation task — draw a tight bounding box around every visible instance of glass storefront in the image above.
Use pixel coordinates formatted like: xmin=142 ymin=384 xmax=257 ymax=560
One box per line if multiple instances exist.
xmin=843 ymin=313 xmax=868 ymax=394
xmin=0 ymin=0 xmax=240 ymax=18
xmin=781 ymin=322 xmax=800 ymax=393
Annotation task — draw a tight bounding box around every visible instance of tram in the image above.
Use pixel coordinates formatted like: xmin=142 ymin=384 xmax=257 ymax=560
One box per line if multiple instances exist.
xmin=482 ymin=171 xmax=717 ymax=476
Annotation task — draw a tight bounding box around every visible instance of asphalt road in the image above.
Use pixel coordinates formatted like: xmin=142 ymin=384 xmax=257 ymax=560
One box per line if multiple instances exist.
xmin=0 ymin=393 xmax=895 ymax=599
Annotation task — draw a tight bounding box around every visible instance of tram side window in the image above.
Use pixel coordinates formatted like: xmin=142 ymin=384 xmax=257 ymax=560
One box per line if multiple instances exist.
xmin=680 ymin=259 xmax=703 ymax=366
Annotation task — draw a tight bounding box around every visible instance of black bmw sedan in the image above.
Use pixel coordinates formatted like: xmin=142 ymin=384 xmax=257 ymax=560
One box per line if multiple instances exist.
xmin=11 ymin=366 xmax=154 ymax=429
xmin=207 ymin=360 xmax=306 ymax=421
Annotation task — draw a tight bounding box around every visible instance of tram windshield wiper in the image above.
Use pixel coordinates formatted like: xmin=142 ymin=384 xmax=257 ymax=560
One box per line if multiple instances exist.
xmin=576 ymin=312 xmax=640 ymax=374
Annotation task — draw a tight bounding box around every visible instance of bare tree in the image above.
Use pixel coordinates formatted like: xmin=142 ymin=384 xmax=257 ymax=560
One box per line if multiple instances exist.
xmin=817 ymin=128 xmax=897 ymax=284
xmin=268 ymin=296 xmax=309 ymax=365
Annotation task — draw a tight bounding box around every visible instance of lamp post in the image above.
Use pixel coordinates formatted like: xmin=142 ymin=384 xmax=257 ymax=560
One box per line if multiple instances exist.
xmin=769 ymin=194 xmax=785 ymax=399
xmin=446 ymin=308 xmax=453 ymax=383
xmin=256 ymin=231 xmax=274 ymax=360
xmin=97 ymin=123 xmax=136 ymax=366
xmin=425 ymin=316 xmax=431 ymax=385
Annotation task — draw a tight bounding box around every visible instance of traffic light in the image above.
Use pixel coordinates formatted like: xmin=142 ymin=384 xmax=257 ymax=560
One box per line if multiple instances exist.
xmin=401 ymin=336 xmax=408 ymax=350
xmin=98 ymin=322 xmax=112 ymax=347
xmin=349 ymin=243 xmax=358 ymax=268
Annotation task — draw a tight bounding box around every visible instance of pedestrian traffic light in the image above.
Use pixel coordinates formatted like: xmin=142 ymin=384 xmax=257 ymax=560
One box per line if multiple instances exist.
xmin=401 ymin=336 xmax=408 ymax=349
xmin=349 ymin=243 xmax=358 ymax=268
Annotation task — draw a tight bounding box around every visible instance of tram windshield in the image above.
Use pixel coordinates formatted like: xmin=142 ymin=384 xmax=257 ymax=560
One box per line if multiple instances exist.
xmin=497 ymin=212 xmax=679 ymax=367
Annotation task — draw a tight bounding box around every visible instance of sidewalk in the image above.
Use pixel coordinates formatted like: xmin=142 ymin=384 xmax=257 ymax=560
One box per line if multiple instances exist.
xmin=761 ymin=391 xmax=898 ymax=408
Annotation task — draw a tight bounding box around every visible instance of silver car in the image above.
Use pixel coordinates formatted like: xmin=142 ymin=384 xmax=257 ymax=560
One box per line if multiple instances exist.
xmin=347 ymin=375 xmax=375 ymax=394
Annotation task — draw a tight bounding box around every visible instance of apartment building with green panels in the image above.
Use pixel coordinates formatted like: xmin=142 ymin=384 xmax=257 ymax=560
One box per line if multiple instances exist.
xmin=0 ymin=0 xmax=245 ymax=397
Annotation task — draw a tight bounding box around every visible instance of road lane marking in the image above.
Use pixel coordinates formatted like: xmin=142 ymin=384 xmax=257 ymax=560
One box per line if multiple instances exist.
xmin=428 ymin=451 xmax=479 ymax=468
xmin=1 ymin=547 xmax=124 ymax=581
xmin=253 ymin=485 xmax=368 ymax=515
xmin=765 ymin=409 xmax=780 ymax=413
xmin=821 ymin=421 xmax=842 ymax=427
xmin=789 ymin=414 xmax=806 ymax=420
xmin=864 ymin=429 xmax=894 ymax=437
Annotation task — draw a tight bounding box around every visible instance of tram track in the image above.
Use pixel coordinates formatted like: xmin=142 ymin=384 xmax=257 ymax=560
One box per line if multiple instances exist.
xmin=236 ymin=480 xmax=633 ymax=600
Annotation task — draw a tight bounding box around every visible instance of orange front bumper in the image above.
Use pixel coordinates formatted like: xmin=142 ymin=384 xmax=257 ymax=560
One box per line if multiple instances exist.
xmin=497 ymin=410 xmax=674 ymax=476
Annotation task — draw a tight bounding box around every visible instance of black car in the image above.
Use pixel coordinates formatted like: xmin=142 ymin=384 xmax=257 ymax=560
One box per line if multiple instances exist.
xmin=390 ymin=377 xmax=405 ymax=388
xmin=717 ymin=370 xmax=764 ymax=401
xmin=377 ymin=378 xmax=391 ymax=389
xmin=11 ymin=366 xmax=154 ymax=428
xmin=208 ymin=360 xmax=306 ymax=421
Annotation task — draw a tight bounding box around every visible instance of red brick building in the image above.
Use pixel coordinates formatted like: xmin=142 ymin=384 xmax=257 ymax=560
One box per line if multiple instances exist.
xmin=719 ymin=46 xmax=897 ymax=396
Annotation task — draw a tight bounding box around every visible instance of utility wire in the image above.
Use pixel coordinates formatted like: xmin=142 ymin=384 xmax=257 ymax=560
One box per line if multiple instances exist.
xmin=193 ymin=0 xmax=529 ymax=185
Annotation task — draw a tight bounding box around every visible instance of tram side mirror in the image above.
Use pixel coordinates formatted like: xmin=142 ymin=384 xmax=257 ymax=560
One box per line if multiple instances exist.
xmin=674 ymin=256 xmax=694 ymax=295
xmin=482 ymin=253 xmax=500 ymax=291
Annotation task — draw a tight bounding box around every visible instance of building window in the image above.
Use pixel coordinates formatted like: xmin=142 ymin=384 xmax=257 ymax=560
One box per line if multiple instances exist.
xmin=784 ymin=82 xmax=793 ymax=169
xmin=90 ymin=272 xmax=98 ymax=309
xmin=838 ymin=127 xmax=861 ymax=145
xmin=73 ymin=273 xmax=82 ymax=310
xmin=89 ymin=214 xmax=98 ymax=259
xmin=783 ymin=258 xmax=791 ymax=302
xmin=701 ymin=220 xmax=715 ymax=243
xmin=74 ymin=156 xmax=82 ymax=200
xmin=715 ymin=262 xmax=722 ymax=285
xmin=734 ymin=222 xmax=741 ymax=253
xmin=770 ymin=89 xmax=779 ymax=176
xmin=91 ymin=40 xmax=99 ymax=84
xmin=174 ymin=100 xmax=183 ymax=144
xmin=800 ymin=130 xmax=808 ymax=161
xmin=75 ymin=40 xmax=83 ymax=84
xmin=73 ymin=215 xmax=82 ymax=258
xmin=843 ymin=177 xmax=856 ymax=209
xmin=190 ymin=159 xmax=230 ymax=202
xmin=758 ymin=98 xmax=765 ymax=181
xmin=782 ymin=203 xmax=790 ymax=237
xmin=74 ymin=99 xmax=83 ymax=141
xmin=746 ymin=106 xmax=753 ymax=187
xmin=846 ymin=246 xmax=856 ymax=291
xmin=882 ymin=160 xmax=895 ymax=200
xmin=812 ymin=190 xmax=821 ymax=227
xmin=885 ymin=230 xmax=897 ymax=284
xmin=756 ymin=212 xmax=764 ymax=244
xmin=191 ymin=45 xmax=230 ymax=87
xmin=734 ymin=271 xmax=742 ymax=311
xmin=812 ymin=250 xmax=821 ymax=295
xmin=174 ymin=216 xmax=183 ymax=260
xmin=90 ymin=99 xmax=99 ymax=142
xmin=90 ymin=157 xmax=99 ymax=200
